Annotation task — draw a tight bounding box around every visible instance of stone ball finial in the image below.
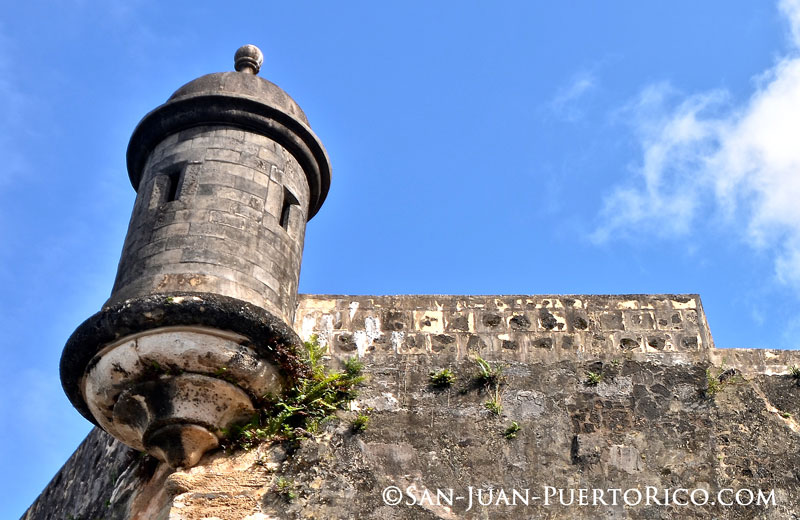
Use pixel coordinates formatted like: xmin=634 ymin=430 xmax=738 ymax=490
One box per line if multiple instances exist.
xmin=234 ymin=44 xmax=263 ymax=74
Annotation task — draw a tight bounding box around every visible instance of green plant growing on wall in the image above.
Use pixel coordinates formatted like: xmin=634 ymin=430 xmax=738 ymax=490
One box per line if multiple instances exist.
xmin=474 ymin=356 xmax=505 ymax=416
xmin=474 ymin=356 xmax=503 ymax=387
xmin=585 ymin=371 xmax=603 ymax=386
xmin=705 ymin=369 xmax=723 ymax=397
xmin=485 ymin=397 xmax=502 ymax=415
xmin=222 ymin=335 xmax=365 ymax=450
xmin=504 ymin=421 xmax=521 ymax=439
xmin=304 ymin=334 xmax=328 ymax=378
xmin=790 ymin=365 xmax=800 ymax=385
xmin=344 ymin=356 xmax=365 ymax=378
xmin=429 ymin=368 xmax=457 ymax=388
xmin=275 ymin=476 xmax=298 ymax=501
xmin=351 ymin=413 xmax=369 ymax=432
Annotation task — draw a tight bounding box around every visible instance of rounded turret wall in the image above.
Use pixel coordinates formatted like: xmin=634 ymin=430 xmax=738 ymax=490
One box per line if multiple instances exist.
xmin=111 ymin=124 xmax=310 ymax=323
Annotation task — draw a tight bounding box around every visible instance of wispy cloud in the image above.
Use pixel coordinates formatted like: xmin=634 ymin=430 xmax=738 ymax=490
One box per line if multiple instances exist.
xmin=551 ymin=71 xmax=596 ymax=121
xmin=593 ymin=0 xmax=800 ymax=289
xmin=0 ymin=26 xmax=32 ymax=187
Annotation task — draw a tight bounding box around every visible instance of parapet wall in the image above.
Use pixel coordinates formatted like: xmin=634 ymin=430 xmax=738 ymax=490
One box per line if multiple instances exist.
xmin=295 ymin=294 xmax=713 ymax=362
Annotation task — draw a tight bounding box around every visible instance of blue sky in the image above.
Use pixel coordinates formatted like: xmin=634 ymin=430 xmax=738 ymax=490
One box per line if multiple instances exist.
xmin=2 ymin=0 xmax=800 ymax=516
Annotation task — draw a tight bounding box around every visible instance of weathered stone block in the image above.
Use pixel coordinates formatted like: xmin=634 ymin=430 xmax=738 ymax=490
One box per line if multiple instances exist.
xmin=626 ymin=310 xmax=656 ymax=330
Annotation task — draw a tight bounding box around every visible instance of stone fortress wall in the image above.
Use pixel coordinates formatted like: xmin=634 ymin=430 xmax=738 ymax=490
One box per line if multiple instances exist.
xmin=24 ymin=293 xmax=800 ymax=520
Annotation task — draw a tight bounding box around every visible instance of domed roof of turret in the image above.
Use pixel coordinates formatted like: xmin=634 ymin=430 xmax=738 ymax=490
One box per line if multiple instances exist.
xmin=127 ymin=44 xmax=331 ymax=218
xmin=167 ymin=43 xmax=309 ymax=125
xmin=167 ymin=73 xmax=310 ymax=126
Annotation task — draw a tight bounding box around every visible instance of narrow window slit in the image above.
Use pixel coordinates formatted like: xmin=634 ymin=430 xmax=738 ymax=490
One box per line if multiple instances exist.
xmin=280 ymin=188 xmax=299 ymax=230
xmin=165 ymin=169 xmax=183 ymax=202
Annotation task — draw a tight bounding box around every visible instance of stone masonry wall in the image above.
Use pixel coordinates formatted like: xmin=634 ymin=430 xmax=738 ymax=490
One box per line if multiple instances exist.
xmin=295 ymin=294 xmax=714 ymax=363
xmin=111 ymin=125 xmax=309 ymax=324
xmin=23 ymin=294 xmax=800 ymax=519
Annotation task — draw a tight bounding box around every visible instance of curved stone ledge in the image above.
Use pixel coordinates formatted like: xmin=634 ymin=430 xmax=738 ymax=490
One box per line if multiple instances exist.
xmin=83 ymin=326 xmax=283 ymax=426
xmin=109 ymin=373 xmax=253 ymax=467
xmin=77 ymin=326 xmax=285 ymax=467
xmin=60 ymin=292 xmax=307 ymax=426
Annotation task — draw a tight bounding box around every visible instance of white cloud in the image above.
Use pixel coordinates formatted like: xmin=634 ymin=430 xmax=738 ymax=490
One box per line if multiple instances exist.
xmin=551 ymin=71 xmax=596 ymax=121
xmin=594 ymin=0 xmax=800 ymax=289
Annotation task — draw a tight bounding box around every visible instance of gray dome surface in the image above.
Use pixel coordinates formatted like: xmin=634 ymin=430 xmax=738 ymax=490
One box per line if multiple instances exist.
xmin=168 ymin=71 xmax=310 ymax=125
xmin=127 ymin=59 xmax=331 ymax=218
